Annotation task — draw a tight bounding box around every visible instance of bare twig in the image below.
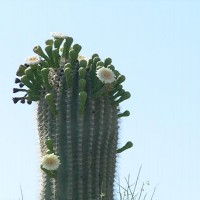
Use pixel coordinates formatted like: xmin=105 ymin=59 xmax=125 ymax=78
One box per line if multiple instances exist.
xmin=117 ymin=166 xmax=157 ymax=200
xmin=19 ymin=185 xmax=23 ymax=200
xmin=150 ymin=185 xmax=158 ymax=200
xmin=138 ymin=182 xmax=145 ymax=200
xmin=133 ymin=165 xmax=142 ymax=196
xmin=125 ymin=175 xmax=134 ymax=199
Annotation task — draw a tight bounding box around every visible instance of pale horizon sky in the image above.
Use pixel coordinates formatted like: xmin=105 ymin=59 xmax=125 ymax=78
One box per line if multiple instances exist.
xmin=1 ymin=1 xmax=200 ymax=200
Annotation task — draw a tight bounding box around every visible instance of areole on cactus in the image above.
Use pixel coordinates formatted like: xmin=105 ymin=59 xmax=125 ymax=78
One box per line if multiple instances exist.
xmin=13 ymin=32 xmax=132 ymax=200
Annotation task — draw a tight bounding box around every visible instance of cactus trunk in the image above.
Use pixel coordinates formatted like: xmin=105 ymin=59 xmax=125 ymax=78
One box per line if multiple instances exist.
xmin=38 ymin=66 xmax=118 ymax=200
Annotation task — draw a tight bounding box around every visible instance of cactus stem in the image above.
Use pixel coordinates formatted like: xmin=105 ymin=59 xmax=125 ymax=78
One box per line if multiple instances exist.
xmin=15 ymin=78 xmax=21 ymax=83
xmin=117 ymin=110 xmax=130 ymax=118
xmin=12 ymin=97 xmax=21 ymax=104
xmin=13 ymin=88 xmax=27 ymax=93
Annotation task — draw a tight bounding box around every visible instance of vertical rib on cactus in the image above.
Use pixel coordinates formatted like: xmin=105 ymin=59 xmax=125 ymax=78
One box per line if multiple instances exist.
xmin=100 ymin=97 xmax=118 ymax=198
xmin=84 ymin=72 xmax=95 ymax=200
xmin=54 ymin=74 xmax=68 ymax=199
xmin=65 ymin=89 xmax=73 ymax=200
xmin=13 ymin=32 xmax=131 ymax=200
xmin=92 ymin=97 xmax=105 ymax=198
xmin=106 ymin=110 xmax=119 ymax=199
xmin=38 ymin=96 xmax=55 ymax=199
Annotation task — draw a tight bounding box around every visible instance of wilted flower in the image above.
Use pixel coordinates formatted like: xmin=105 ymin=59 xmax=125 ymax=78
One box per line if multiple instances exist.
xmin=50 ymin=32 xmax=67 ymax=39
xmin=96 ymin=67 xmax=116 ymax=83
xmin=41 ymin=154 xmax=61 ymax=170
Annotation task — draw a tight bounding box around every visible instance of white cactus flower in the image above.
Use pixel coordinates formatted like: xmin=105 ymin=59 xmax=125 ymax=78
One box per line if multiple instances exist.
xmin=41 ymin=154 xmax=61 ymax=171
xmin=25 ymin=56 xmax=41 ymax=65
xmin=50 ymin=32 xmax=67 ymax=39
xmin=96 ymin=67 xmax=116 ymax=84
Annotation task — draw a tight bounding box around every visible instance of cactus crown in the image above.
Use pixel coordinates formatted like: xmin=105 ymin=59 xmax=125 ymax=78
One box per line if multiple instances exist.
xmin=13 ymin=32 xmax=130 ymax=116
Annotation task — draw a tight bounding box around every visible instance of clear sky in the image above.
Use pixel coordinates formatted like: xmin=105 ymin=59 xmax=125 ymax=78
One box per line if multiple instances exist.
xmin=1 ymin=0 xmax=200 ymax=200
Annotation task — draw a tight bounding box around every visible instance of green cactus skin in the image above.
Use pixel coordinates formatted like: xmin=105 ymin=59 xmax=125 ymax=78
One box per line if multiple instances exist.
xmin=13 ymin=33 xmax=131 ymax=200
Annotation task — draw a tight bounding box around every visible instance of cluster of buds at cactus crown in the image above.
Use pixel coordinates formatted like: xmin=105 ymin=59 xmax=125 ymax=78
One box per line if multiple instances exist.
xmin=13 ymin=32 xmax=130 ymax=116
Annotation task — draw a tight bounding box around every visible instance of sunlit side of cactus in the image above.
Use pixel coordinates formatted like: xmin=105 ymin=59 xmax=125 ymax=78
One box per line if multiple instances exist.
xmin=13 ymin=32 xmax=131 ymax=200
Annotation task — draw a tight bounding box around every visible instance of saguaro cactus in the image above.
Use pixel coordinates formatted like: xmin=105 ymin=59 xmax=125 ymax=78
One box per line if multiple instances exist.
xmin=13 ymin=32 xmax=131 ymax=200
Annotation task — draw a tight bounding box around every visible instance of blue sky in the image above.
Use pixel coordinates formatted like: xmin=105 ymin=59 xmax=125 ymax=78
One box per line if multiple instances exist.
xmin=1 ymin=0 xmax=200 ymax=199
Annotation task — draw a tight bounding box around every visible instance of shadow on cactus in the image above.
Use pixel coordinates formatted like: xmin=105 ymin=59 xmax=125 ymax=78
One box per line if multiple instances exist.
xmin=13 ymin=32 xmax=132 ymax=200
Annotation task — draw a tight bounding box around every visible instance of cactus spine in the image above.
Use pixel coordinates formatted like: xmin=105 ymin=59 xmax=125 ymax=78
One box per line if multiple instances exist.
xmin=13 ymin=32 xmax=131 ymax=200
